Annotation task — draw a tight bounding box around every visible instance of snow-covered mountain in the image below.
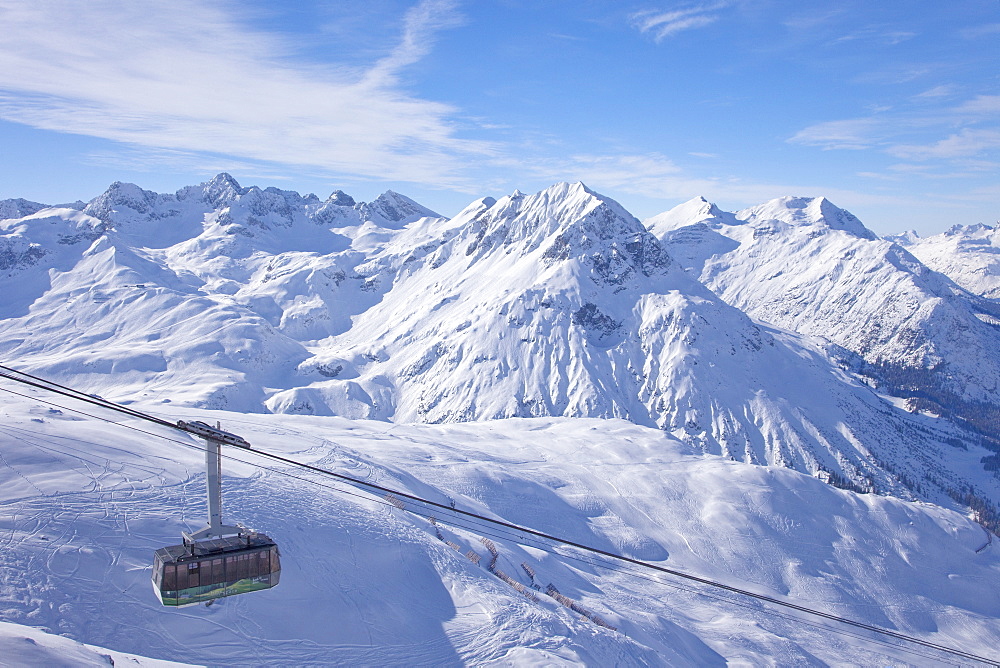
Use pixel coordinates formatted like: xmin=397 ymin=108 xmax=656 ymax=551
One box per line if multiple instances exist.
xmin=648 ymin=196 xmax=1000 ymax=444
xmin=889 ymin=223 xmax=1000 ymax=301
xmin=0 ymin=197 xmax=47 ymax=221
xmin=0 ymin=174 xmax=441 ymax=410
xmin=273 ymin=183 xmax=995 ymax=509
xmin=1 ymin=177 xmax=997 ymax=514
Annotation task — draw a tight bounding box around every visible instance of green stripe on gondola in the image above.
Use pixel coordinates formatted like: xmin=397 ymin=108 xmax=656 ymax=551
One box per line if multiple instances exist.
xmin=157 ymin=574 xmax=279 ymax=606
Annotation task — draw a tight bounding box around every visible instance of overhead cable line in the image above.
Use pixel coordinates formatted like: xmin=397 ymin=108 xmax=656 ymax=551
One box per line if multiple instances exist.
xmin=0 ymin=364 xmax=995 ymax=667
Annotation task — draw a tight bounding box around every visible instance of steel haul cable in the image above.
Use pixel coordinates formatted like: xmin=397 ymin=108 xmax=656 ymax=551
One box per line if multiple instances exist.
xmin=0 ymin=363 xmax=996 ymax=666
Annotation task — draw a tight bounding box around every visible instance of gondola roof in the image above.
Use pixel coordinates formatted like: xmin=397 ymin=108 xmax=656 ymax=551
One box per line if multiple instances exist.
xmin=154 ymin=533 xmax=276 ymax=563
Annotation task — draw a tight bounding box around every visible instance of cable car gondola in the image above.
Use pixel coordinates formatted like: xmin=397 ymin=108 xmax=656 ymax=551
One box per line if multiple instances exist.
xmin=152 ymin=421 xmax=280 ymax=607
xmin=152 ymin=532 xmax=280 ymax=606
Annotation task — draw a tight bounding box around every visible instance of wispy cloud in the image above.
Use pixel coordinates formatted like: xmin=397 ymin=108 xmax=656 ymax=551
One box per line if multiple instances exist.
xmin=516 ymin=152 xmax=913 ymax=214
xmin=507 ymin=151 xmax=714 ymax=201
xmin=888 ymin=129 xmax=1000 ymax=161
xmin=781 ymin=9 xmax=845 ymax=32
xmin=954 ymin=95 xmax=1000 ymax=115
xmin=0 ymin=0 xmax=487 ymax=187
xmin=832 ymin=27 xmax=917 ymax=47
xmin=959 ymin=23 xmax=1000 ymax=40
xmin=857 ymin=171 xmax=901 ymax=182
xmin=552 ymin=153 xmax=687 ymax=194
xmin=788 ymin=119 xmax=881 ymax=150
xmin=859 ymin=160 xmax=1000 ymax=185
xmin=364 ymin=0 xmax=464 ymax=86
xmin=914 ymin=85 xmax=957 ymax=100
xmin=789 ymin=93 xmax=1000 ymax=162
xmin=630 ymin=3 xmax=729 ymax=42
xmin=82 ymin=146 xmax=305 ymax=185
xmin=851 ymin=64 xmax=934 ymax=86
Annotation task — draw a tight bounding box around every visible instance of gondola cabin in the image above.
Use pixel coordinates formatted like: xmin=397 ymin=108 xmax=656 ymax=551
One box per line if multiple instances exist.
xmin=153 ymin=533 xmax=280 ymax=607
xmin=153 ymin=420 xmax=282 ymax=607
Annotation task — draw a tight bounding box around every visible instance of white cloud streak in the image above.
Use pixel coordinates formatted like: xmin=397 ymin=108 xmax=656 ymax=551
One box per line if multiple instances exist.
xmin=914 ymin=85 xmax=956 ymax=100
xmin=631 ymin=3 xmax=728 ymax=41
xmin=0 ymin=0 xmax=488 ymax=186
xmin=959 ymin=23 xmax=1000 ymax=39
xmin=888 ymin=129 xmax=1000 ymax=161
xmin=790 ymin=94 xmax=1000 ymax=162
xmin=954 ymin=95 xmax=1000 ymax=115
xmin=364 ymin=0 xmax=464 ymax=86
xmin=832 ymin=28 xmax=916 ymax=47
xmin=788 ymin=119 xmax=881 ymax=150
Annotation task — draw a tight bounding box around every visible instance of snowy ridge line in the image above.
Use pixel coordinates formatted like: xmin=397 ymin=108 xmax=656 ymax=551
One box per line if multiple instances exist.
xmin=525 ymin=542 xmax=970 ymax=667
xmin=0 ymin=367 xmax=997 ymax=666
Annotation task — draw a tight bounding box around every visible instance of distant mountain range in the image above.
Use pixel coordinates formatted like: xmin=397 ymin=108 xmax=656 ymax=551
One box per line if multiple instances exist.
xmin=649 ymin=195 xmax=1000 ymax=450
xmin=888 ymin=222 xmax=1000 ymax=300
xmin=1 ymin=174 xmax=997 ymax=522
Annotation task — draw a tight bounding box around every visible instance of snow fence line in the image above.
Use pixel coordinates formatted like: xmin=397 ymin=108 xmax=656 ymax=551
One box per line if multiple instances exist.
xmin=392 ymin=502 xmax=621 ymax=631
xmin=479 ymin=538 xmax=617 ymax=630
xmin=975 ymin=525 xmax=993 ymax=554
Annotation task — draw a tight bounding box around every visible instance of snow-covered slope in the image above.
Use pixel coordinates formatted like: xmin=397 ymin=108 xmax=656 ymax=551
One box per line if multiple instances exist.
xmin=0 ymin=620 xmax=192 ymax=667
xmin=891 ymin=223 xmax=1000 ymax=301
xmin=1 ymin=392 xmax=997 ymax=666
xmin=648 ymin=196 xmax=1000 ymax=437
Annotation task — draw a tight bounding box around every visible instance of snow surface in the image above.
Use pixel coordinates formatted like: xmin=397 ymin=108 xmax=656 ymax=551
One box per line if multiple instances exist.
xmin=1 ymin=390 xmax=997 ymax=666
xmin=0 ymin=620 xmax=193 ymax=667
xmin=2 ymin=175 xmax=999 ymax=665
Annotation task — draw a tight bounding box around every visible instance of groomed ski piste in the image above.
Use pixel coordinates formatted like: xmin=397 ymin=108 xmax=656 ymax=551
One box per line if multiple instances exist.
xmin=1 ymin=384 xmax=998 ymax=666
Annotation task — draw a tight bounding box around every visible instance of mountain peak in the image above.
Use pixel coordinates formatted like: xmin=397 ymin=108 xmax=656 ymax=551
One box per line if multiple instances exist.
xmin=452 ymin=196 xmax=497 ymax=226
xmin=945 ymin=222 xmax=992 ymax=236
xmin=510 ymin=183 xmax=633 ymax=230
xmin=461 ymin=183 xmax=664 ymax=279
xmin=883 ymin=230 xmax=920 ymax=246
xmin=360 ymin=191 xmax=441 ymax=228
xmin=208 ymin=172 xmax=241 ymax=189
xmin=325 ymin=189 xmax=356 ymax=207
xmin=644 ymin=196 xmax=728 ymax=237
xmin=200 ymin=172 xmax=245 ymax=207
xmin=83 ymin=181 xmax=159 ymax=220
xmin=0 ymin=198 xmax=48 ymax=220
xmin=738 ymin=196 xmax=877 ymax=240
xmin=541 ymin=181 xmax=596 ymax=198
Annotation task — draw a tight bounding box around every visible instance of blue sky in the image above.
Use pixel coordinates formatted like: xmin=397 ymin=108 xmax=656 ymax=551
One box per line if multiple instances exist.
xmin=0 ymin=0 xmax=997 ymax=235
